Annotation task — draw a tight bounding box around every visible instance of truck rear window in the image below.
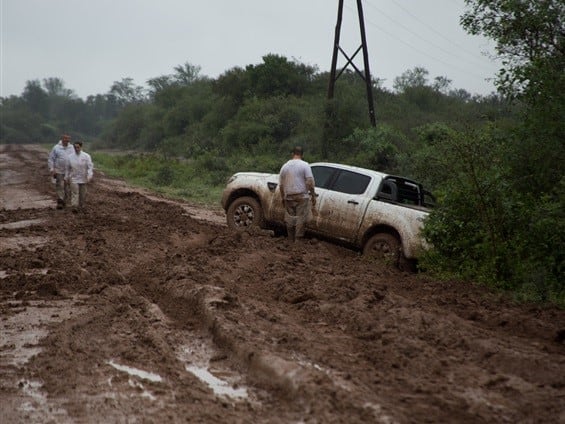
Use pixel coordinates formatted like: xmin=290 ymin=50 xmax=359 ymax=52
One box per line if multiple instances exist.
xmin=378 ymin=177 xmax=434 ymax=207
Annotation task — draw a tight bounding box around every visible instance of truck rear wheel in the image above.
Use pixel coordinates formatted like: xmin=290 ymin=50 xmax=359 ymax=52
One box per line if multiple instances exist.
xmin=226 ymin=196 xmax=264 ymax=230
xmin=363 ymin=233 xmax=401 ymax=266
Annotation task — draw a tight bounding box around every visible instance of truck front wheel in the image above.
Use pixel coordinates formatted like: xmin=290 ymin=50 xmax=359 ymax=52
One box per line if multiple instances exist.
xmin=363 ymin=233 xmax=401 ymax=266
xmin=226 ymin=196 xmax=264 ymax=230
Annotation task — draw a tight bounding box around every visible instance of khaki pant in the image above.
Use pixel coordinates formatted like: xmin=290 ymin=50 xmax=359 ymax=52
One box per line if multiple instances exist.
xmin=54 ymin=173 xmax=70 ymax=204
xmin=284 ymin=196 xmax=310 ymax=241
xmin=70 ymin=182 xmax=87 ymax=209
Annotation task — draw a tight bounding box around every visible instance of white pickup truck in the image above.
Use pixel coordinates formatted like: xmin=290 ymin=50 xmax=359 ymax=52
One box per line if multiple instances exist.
xmin=221 ymin=162 xmax=434 ymax=267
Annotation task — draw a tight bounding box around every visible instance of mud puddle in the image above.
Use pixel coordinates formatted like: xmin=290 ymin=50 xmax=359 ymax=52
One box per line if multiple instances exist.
xmin=0 ymin=235 xmax=48 ymax=251
xmin=177 ymin=340 xmax=250 ymax=401
xmin=0 ymin=296 xmax=90 ymax=424
xmin=0 ymin=269 xmax=49 ymax=279
xmin=0 ymin=219 xmax=45 ymax=230
xmin=0 ymin=297 xmax=89 ymax=366
xmin=0 ymin=185 xmax=53 ymax=210
xmin=0 ymin=218 xmax=49 ymax=252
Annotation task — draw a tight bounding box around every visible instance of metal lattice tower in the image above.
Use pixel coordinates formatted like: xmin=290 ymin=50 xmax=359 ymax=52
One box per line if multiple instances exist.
xmin=328 ymin=0 xmax=376 ymax=126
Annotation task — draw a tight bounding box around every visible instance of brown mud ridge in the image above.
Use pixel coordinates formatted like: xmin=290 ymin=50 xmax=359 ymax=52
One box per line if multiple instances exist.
xmin=1 ymin=144 xmax=563 ymax=423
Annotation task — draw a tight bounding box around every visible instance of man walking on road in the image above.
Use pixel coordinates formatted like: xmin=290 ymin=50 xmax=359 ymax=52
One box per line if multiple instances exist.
xmin=278 ymin=146 xmax=316 ymax=242
xmin=65 ymin=140 xmax=93 ymax=213
xmin=47 ymin=134 xmax=73 ymax=209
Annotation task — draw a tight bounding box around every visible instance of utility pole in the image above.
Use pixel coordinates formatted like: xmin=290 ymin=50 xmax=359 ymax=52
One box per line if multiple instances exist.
xmin=328 ymin=0 xmax=376 ymax=126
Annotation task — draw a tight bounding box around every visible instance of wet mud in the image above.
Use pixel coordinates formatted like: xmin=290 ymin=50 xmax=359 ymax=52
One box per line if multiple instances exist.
xmin=1 ymin=144 xmax=564 ymax=423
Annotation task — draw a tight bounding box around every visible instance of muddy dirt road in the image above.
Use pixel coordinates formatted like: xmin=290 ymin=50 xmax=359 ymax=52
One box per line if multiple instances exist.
xmin=1 ymin=144 xmax=564 ymax=423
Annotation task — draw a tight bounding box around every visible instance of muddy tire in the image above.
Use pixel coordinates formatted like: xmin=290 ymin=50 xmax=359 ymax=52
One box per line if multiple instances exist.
xmin=362 ymin=233 xmax=401 ymax=266
xmin=226 ymin=196 xmax=264 ymax=230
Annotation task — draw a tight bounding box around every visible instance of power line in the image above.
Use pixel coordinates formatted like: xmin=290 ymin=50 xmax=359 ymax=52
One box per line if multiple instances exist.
xmin=364 ymin=0 xmax=495 ymax=73
xmin=341 ymin=2 xmax=495 ymax=85
xmin=389 ymin=0 xmax=496 ymax=64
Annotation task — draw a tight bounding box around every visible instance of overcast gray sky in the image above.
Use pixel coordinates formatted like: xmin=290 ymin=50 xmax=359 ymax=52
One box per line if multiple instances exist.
xmin=1 ymin=0 xmax=500 ymax=99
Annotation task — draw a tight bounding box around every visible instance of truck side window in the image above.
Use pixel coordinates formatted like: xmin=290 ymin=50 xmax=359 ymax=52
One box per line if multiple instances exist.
xmin=330 ymin=170 xmax=370 ymax=195
xmin=311 ymin=166 xmax=336 ymax=189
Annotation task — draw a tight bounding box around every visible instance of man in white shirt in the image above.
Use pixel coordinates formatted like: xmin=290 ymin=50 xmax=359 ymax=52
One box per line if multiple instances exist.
xmin=65 ymin=140 xmax=94 ymax=213
xmin=47 ymin=134 xmax=73 ymax=209
xmin=278 ymin=146 xmax=316 ymax=242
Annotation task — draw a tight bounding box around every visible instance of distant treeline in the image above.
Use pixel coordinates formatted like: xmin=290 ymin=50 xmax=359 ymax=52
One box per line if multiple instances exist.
xmin=0 ymin=58 xmax=506 ymax=165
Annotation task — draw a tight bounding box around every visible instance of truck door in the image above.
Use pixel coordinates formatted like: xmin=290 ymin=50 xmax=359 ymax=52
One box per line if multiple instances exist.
xmin=312 ymin=169 xmax=372 ymax=242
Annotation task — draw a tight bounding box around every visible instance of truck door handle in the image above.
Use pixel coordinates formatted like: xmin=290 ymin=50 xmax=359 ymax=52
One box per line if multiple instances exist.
xmin=347 ymin=200 xmax=359 ymax=205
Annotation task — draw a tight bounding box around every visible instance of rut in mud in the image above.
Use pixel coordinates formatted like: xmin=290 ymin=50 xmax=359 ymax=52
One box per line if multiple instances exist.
xmin=1 ymin=144 xmax=564 ymax=423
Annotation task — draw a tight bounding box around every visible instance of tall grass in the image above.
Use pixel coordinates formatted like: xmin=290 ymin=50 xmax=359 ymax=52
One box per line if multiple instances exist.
xmin=91 ymin=152 xmax=219 ymax=206
xmin=91 ymin=151 xmax=282 ymax=208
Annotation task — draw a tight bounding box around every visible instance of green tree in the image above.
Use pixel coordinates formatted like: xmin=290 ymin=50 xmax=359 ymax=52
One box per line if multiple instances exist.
xmin=245 ymin=54 xmax=317 ymax=98
xmin=322 ymin=70 xmax=374 ymax=159
xmin=0 ymin=95 xmax=45 ymax=143
xmin=43 ymin=77 xmax=75 ymax=98
xmin=22 ymin=80 xmax=49 ymax=116
xmin=461 ymin=0 xmax=564 ymax=194
xmin=109 ymin=78 xmax=147 ymax=106
xmin=461 ymin=0 xmax=563 ymax=100
xmin=220 ymin=95 xmax=310 ymax=155
xmin=416 ymin=125 xmax=517 ymax=279
xmin=415 ymin=1 xmax=565 ymax=303
xmin=393 ymin=67 xmax=429 ymax=92
xmin=393 ymin=67 xmax=449 ymax=113
xmin=107 ymin=104 xmax=147 ymax=148
xmin=433 ymin=76 xmax=452 ymax=95
xmin=212 ymin=67 xmax=250 ymax=109
xmin=343 ymin=125 xmax=403 ymax=172
xmin=173 ymin=62 xmax=203 ymax=85
xmin=147 ymin=75 xmax=176 ymax=96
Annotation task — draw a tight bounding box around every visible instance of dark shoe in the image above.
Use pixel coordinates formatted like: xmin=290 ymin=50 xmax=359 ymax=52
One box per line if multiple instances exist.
xmin=56 ymin=199 xmax=64 ymax=209
xmin=72 ymin=208 xmax=79 ymax=214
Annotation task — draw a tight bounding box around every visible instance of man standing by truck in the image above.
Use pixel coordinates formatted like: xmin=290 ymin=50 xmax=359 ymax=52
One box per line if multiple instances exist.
xmin=278 ymin=146 xmax=316 ymax=242
xmin=47 ymin=134 xmax=73 ymax=209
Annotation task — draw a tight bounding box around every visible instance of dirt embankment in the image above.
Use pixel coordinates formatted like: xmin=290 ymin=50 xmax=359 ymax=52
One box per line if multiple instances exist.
xmin=1 ymin=144 xmax=564 ymax=423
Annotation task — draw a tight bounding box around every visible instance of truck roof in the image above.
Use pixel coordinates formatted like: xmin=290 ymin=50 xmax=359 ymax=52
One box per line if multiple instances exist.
xmin=311 ymin=162 xmax=389 ymax=179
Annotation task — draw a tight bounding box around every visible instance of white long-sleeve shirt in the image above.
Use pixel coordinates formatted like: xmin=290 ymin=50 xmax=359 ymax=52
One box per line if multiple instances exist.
xmin=66 ymin=151 xmax=93 ymax=184
xmin=48 ymin=141 xmax=74 ymax=174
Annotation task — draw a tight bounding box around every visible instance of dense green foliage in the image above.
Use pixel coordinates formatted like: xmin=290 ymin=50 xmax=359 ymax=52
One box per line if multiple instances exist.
xmin=1 ymin=2 xmax=563 ymax=304
xmin=418 ymin=0 xmax=564 ymax=304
